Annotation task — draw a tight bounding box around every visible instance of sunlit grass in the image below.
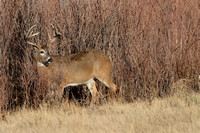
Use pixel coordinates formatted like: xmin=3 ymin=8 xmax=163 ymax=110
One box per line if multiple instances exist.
xmin=1 ymin=93 xmax=200 ymax=133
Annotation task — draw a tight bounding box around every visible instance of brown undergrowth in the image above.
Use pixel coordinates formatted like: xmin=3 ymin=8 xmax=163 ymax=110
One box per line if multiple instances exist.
xmin=0 ymin=0 xmax=199 ymax=113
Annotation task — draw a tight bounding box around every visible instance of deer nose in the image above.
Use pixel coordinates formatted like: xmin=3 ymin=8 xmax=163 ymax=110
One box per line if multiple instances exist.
xmin=48 ymin=57 xmax=53 ymax=63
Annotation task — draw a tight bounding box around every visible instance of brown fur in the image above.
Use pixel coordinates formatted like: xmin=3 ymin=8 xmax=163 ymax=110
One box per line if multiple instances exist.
xmin=35 ymin=50 xmax=117 ymax=102
xmin=25 ymin=25 xmax=116 ymax=103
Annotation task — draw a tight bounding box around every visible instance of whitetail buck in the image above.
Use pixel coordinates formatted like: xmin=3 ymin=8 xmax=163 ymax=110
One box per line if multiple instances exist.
xmin=24 ymin=25 xmax=117 ymax=103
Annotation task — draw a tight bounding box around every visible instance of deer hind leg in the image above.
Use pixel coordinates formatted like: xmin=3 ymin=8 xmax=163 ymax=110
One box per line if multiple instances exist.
xmin=97 ymin=77 xmax=117 ymax=97
xmin=86 ymin=79 xmax=98 ymax=104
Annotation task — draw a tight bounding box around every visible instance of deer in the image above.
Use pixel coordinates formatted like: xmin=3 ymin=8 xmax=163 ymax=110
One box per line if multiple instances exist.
xmin=24 ymin=25 xmax=117 ymax=104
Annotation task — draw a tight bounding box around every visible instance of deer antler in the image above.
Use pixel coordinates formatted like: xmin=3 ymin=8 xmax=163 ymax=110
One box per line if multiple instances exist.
xmin=24 ymin=25 xmax=40 ymax=47
xmin=46 ymin=24 xmax=62 ymax=44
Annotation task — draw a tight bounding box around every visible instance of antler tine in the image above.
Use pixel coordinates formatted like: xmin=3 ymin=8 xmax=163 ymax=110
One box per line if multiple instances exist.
xmin=51 ymin=24 xmax=55 ymax=30
xmin=25 ymin=25 xmax=40 ymax=39
xmin=24 ymin=25 xmax=40 ymax=47
xmin=51 ymin=24 xmax=56 ymax=36
xmin=45 ymin=27 xmax=52 ymax=41
xmin=28 ymin=32 xmax=40 ymax=38
xmin=26 ymin=25 xmax=36 ymax=37
xmin=47 ymin=24 xmax=62 ymax=44
xmin=51 ymin=24 xmax=61 ymax=37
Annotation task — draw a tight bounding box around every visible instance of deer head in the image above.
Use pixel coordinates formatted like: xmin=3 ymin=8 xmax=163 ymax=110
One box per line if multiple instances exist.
xmin=24 ymin=25 xmax=61 ymax=67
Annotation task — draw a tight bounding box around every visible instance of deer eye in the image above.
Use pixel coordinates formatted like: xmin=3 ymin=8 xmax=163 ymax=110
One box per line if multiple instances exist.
xmin=40 ymin=51 xmax=45 ymax=54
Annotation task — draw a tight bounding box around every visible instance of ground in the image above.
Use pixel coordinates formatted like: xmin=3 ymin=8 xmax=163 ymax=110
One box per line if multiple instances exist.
xmin=1 ymin=92 xmax=200 ymax=133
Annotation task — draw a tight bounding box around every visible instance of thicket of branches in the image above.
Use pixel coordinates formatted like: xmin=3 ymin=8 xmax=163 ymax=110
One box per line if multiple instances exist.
xmin=0 ymin=0 xmax=199 ymax=110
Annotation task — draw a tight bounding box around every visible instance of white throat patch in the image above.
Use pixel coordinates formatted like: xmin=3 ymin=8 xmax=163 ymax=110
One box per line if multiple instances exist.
xmin=37 ymin=62 xmax=45 ymax=67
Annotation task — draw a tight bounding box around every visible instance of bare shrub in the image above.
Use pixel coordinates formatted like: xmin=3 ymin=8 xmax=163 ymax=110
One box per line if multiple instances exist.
xmin=0 ymin=0 xmax=199 ymax=109
xmin=170 ymin=78 xmax=197 ymax=98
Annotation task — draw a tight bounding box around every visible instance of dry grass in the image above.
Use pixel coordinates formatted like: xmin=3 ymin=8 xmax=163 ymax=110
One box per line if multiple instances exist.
xmin=1 ymin=93 xmax=200 ymax=133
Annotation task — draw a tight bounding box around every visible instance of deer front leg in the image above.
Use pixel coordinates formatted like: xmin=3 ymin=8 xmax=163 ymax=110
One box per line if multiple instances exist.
xmin=59 ymin=81 xmax=68 ymax=98
xmin=59 ymin=82 xmax=70 ymax=110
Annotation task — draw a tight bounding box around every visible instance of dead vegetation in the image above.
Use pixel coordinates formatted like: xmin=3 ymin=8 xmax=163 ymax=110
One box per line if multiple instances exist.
xmin=170 ymin=78 xmax=198 ymax=97
xmin=0 ymin=0 xmax=199 ymax=131
xmin=0 ymin=0 xmax=199 ymax=120
xmin=1 ymin=93 xmax=200 ymax=133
